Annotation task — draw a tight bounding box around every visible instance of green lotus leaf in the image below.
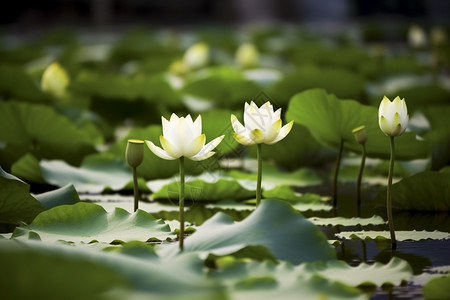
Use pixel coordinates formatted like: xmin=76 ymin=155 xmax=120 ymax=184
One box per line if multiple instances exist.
xmin=336 ymin=230 xmax=450 ymax=241
xmin=10 ymin=154 xmax=46 ymax=184
xmin=0 ymin=64 xmax=49 ymax=102
xmin=267 ymin=66 xmax=366 ymax=106
xmin=39 ymin=156 xmax=132 ymax=193
xmin=0 ymin=166 xmax=44 ymax=225
xmin=149 ymin=173 xmax=255 ymax=201
xmin=158 ymin=199 xmax=336 ymax=264
xmin=0 ymin=239 xmax=224 ymax=300
xmin=211 ymin=257 xmax=366 ymax=300
xmin=411 ymin=265 xmax=450 ymax=286
xmin=423 ymin=274 xmax=450 ymax=300
xmin=0 ymin=101 xmax=96 ymax=169
xmin=228 ymin=165 xmax=322 ymax=188
xmin=358 ymin=56 xmax=428 ymax=80
xmin=11 ymin=202 xmax=173 ymax=244
xmin=298 ymin=257 xmax=412 ymax=287
xmin=286 ymin=88 xmax=430 ymax=160
xmin=374 ymin=171 xmax=450 ymax=211
xmin=34 ymin=184 xmax=80 ymax=210
xmin=309 ymin=215 xmax=386 ymax=227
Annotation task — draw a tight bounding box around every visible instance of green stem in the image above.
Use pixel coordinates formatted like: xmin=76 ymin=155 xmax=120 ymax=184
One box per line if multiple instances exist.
xmin=256 ymin=143 xmax=263 ymax=207
xmin=132 ymin=167 xmax=139 ymax=212
xmin=387 ymin=136 xmax=397 ymax=250
xmin=356 ymin=144 xmax=366 ymax=217
xmin=179 ymin=157 xmax=185 ymax=251
xmin=333 ymin=139 xmax=344 ymax=210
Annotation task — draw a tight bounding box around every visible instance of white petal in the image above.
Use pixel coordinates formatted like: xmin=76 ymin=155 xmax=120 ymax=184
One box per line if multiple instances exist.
xmin=233 ymin=132 xmax=255 ymax=146
xmin=145 ymin=140 xmax=177 ymax=160
xmin=267 ymin=121 xmax=293 ymax=144
xmin=190 ymin=151 xmax=216 ymax=161
xmin=264 ymin=119 xmax=281 ymax=143
xmin=244 ymin=101 xmax=266 ymax=132
xmin=231 ymin=114 xmax=246 ymax=135
xmin=169 ymin=113 xmax=179 ymax=122
xmin=160 ymin=135 xmax=182 ymax=158
xmin=184 ymin=134 xmax=206 ymax=158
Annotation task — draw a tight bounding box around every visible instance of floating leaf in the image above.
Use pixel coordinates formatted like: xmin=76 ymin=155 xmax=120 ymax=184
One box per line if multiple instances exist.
xmin=0 ymin=101 xmax=96 ymax=168
xmin=228 ymin=166 xmax=322 ymax=189
xmin=10 ymin=153 xmax=46 ymax=184
xmin=0 ymin=239 xmax=224 ymax=299
xmin=211 ymin=257 xmax=365 ymax=300
xmin=309 ymin=216 xmax=386 ymax=227
xmin=149 ymin=173 xmax=255 ymax=201
xmin=34 ymin=184 xmax=80 ymax=210
xmin=158 ymin=199 xmax=336 ymax=264
xmin=423 ymin=275 xmax=450 ymax=300
xmin=374 ymin=171 xmax=450 ymax=211
xmin=0 ymin=166 xmax=44 ymax=225
xmin=11 ymin=202 xmax=173 ymax=244
xmin=286 ymin=88 xmax=430 ymax=160
xmin=39 ymin=156 xmax=132 ymax=193
xmin=336 ymin=230 xmax=450 ymax=241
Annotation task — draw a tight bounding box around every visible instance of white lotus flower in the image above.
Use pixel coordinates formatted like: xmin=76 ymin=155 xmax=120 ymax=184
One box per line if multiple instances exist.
xmin=378 ymin=96 xmax=409 ymax=137
xmin=408 ymin=25 xmax=427 ymax=48
xmin=183 ymin=42 xmax=209 ymax=70
xmin=146 ymin=114 xmax=224 ymax=161
xmin=231 ymin=101 xmax=293 ymax=146
xmin=41 ymin=62 xmax=69 ymax=98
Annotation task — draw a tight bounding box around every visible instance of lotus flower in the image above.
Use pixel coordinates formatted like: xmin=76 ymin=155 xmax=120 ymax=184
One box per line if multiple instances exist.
xmin=146 ymin=114 xmax=224 ymax=161
xmin=378 ymin=96 xmax=409 ymax=137
xmin=231 ymin=101 xmax=293 ymax=146
xmin=41 ymin=62 xmax=69 ymax=98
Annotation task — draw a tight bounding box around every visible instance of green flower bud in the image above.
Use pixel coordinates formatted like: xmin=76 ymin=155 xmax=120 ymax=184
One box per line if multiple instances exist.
xmin=126 ymin=139 xmax=144 ymax=168
xmin=41 ymin=62 xmax=69 ymax=98
xmin=352 ymin=125 xmax=367 ymax=145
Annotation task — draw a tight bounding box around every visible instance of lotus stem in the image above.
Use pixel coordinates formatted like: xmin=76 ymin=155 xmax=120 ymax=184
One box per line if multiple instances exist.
xmin=333 ymin=139 xmax=344 ymax=210
xmin=256 ymin=143 xmax=263 ymax=207
xmin=387 ymin=136 xmax=397 ymax=250
xmin=132 ymin=167 xmax=139 ymax=212
xmin=356 ymin=144 xmax=366 ymax=217
xmin=179 ymin=156 xmax=185 ymax=251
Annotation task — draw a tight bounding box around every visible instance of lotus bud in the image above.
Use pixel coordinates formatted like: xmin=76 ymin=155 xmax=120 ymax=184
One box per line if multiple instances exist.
xmin=183 ymin=42 xmax=209 ymax=70
xmin=236 ymin=43 xmax=259 ymax=69
xmin=408 ymin=25 xmax=427 ymax=49
xmin=126 ymin=139 xmax=144 ymax=168
xmin=378 ymin=96 xmax=409 ymax=137
xmin=41 ymin=62 xmax=70 ymax=98
xmin=352 ymin=125 xmax=367 ymax=145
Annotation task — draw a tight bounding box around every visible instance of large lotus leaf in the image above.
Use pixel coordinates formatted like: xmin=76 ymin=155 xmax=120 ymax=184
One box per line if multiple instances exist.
xmin=247 ymin=124 xmax=333 ymax=169
xmin=228 ymin=166 xmax=322 ymax=188
xmin=309 ymin=216 xmax=386 ymax=227
xmin=298 ymin=257 xmax=412 ymax=287
xmin=267 ymin=66 xmax=366 ymax=106
xmin=0 ymin=101 xmax=96 ymax=168
xmin=211 ymin=258 xmax=365 ymax=300
xmin=39 ymin=156 xmax=132 ymax=193
xmin=423 ymin=275 xmax=450 ymax=300
xmin=336 ymin=230 xmax=450 ymax=241
xmin=149 ymin=173 xmax=255 ymax=201
xmin=107 ymin=125 xmax=205 ymax=180
xmin=358 ymin=56 xmax=428 ymax=80
xmin=286 ymin=89 xmax=430 ymax=160
xmin=11 ymin=202 xmax=173 ymax=244
xmin=158 ymin=199 xmax=336 ymax=264
xmin=0 ymin=239 xmax=224 ymax=300
xmin=34 ymin=184 xmax=80 ymax=210
xmin=421 ymin=105 xmax=450 ymax=170
xmin=374 ymin=171 xmax=450 ymax=211
xmin=200 ymin=109 xmax=240 ymax=155
xmin=0 ymin=166 xmax=44 ymax=225
xmin=0 ymin=64 xmax=49 ymax=102
xmin=11 ymin=153 xmax=47 ymax=184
